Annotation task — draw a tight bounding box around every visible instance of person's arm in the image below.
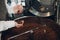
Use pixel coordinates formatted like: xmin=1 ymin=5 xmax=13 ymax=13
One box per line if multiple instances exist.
xmin=0 ymin=21 xmax=15 ymax=31
xmin=0 ymin=20 xmax=24 ymax=32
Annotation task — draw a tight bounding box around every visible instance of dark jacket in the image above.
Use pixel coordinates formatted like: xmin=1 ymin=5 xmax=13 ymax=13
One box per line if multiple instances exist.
xmin=23 ymin=0 xmax=41 ymax=16
xmin=25 ymin=0 xmax=41 ymax=11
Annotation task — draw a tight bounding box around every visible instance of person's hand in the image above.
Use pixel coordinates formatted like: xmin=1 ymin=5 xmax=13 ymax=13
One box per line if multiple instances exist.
xmin=13 ymin=5 xmax=24 ymax=14
xmin=15 ymin=20 xmax=24 ymax=28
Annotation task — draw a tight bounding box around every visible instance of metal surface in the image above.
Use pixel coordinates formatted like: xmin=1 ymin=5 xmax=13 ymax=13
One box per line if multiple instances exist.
xmin=37 ymin=0 xmax=55 ymax=5
xmin=29 ymin=0 xmax=55 ymax=17
xmin=14 ymin=16 xmax=32 ymax=20
xmin=2 ymin=16 xmax=60 ymax=40
xmin=8 ymin=27 xmax=38 ymax=40
xmin=29 ymin=7 xmax=54 ymax=17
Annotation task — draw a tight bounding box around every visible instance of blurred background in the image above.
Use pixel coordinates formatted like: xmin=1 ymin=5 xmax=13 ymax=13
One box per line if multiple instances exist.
xmin=0 ymin=0 xmax=60 ymax=40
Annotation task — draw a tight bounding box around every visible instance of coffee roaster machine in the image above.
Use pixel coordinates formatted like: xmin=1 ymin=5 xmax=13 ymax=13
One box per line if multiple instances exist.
xmin=29 ymin=0 xmax=59 ymax=24
xmin=2 ymin=0 xmax=60 ymax=40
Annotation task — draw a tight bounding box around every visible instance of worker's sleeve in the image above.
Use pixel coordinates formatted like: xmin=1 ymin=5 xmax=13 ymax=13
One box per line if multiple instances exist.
xmin=0 ymin=21 xmax=15 ymax=32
